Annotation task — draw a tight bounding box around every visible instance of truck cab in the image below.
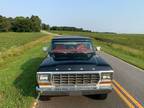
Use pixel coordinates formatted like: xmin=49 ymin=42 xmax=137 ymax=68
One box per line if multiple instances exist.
xmin=36 ymin=36 xmax=114 ymax=100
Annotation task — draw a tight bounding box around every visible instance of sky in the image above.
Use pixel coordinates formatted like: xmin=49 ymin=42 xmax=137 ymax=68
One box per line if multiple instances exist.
xmin=0 ymin=0 xmax=144 ymax=33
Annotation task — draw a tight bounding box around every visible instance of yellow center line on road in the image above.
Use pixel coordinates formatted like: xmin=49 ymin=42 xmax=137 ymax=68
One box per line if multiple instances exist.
xmin=113 ymin=80 xmax=144 ymax=108
xmin=112 ymin=84 xmax=135 ymax=108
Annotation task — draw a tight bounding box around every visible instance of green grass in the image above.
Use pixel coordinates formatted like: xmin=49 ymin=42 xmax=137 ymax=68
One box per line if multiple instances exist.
xmin=0 ymin=38 xmax=51 ymax=108
xmin=0 ymin=32 xmax=45 ymax=51
xmin=50 ymin=30 xmax=144 ymax=69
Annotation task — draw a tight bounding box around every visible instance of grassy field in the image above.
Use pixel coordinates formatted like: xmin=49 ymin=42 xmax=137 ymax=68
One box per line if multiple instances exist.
xmin=0 ymin=32 xmax=45 ymax=51
xmin=0 ymin=31 xmax=143 ymax=108
xmin=51 ymin=30 xmax=144 ymax=69
xmin=0 ymin=32 xmax=48 ymax=66
xmin=0 ymin=33 xmax=52 ymax=108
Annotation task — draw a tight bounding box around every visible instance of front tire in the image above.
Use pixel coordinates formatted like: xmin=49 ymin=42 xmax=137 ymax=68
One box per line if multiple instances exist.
xmin=39 ymin=95 xmax=50 ymax=101
xmin=86 ymin=94 xmax=108 ymax=100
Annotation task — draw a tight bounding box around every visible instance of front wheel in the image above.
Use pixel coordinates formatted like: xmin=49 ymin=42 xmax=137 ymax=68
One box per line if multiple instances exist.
xmin=86 ymin=94 xmax=108 ymax=100
xmin=39 ymin=95 xmax=51 ymax=101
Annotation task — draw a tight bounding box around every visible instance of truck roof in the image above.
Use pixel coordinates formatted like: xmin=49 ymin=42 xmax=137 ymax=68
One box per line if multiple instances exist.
xmin=52 ymin=36 xmax=91 ymax=41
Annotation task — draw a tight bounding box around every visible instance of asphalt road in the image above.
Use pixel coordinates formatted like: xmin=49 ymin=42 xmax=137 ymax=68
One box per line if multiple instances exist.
xmin=36 ymin=52 xmax=144 ymax=108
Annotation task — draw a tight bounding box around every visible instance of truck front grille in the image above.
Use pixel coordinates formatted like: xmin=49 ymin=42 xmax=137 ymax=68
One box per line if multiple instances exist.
xmin=52 ymin=73 xmax=100 ymax=86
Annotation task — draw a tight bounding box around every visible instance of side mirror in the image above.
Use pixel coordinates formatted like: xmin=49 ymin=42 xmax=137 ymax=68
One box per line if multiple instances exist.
xmin=42 ymin=47 xmax=48 ymax=52
xmin=96 ymin=46 xmax=101 ymax=51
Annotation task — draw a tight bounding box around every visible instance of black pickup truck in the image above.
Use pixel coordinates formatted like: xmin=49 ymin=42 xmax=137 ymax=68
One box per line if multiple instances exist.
xmin=36 ymin=36 xmax=114 ymax=100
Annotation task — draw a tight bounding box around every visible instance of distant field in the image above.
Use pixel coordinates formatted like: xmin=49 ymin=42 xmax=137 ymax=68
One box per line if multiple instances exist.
xmin=0 ymin=32 xmax=45 ymax=51
xmin=51 ymin=30 xmax=144 ymax=69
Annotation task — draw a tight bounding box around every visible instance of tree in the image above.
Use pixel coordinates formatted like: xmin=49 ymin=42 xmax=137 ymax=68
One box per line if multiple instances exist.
xmin=7 ymin=17 xmax=14 ymax=31
xmin=12 ymin=17 xmax=31 ymax=32
xmin=30 ymin=15 xmax=41 ymax=32
xmin=0 ymin=15 xmax=11 ymax=32
xmin=41 ymin=23 xmax=50 ymax=30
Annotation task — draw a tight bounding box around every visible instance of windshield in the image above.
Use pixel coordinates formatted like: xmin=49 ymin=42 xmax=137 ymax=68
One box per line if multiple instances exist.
xmin=52 ymin=41 xmax=93 ymax=53
xmin=51 ymin=40 xmax=95 ymax=60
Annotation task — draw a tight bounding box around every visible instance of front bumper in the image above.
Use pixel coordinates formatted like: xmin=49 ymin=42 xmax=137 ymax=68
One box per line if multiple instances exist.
xmin=36 ymin=85 xmax=112 ymax=96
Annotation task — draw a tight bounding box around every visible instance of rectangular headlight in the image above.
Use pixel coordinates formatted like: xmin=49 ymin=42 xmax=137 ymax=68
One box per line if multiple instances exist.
xmin=101 ymin=73 xmax=113 ymax=80
xmin=39 ymin=74 xmax=50 ymax=81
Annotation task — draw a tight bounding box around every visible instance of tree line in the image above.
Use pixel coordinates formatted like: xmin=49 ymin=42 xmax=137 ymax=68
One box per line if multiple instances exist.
xmin=0 ymin=15 xmax=41 ymax=32
xmin=0 ymin=15 xmax=91 ymax=32
xmin=50 ymin=26 xmax=91 ymax=32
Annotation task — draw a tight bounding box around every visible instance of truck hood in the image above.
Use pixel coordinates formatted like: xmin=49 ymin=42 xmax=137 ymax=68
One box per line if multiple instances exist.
xmin=38 ymin=55 xmax=113 ymax=72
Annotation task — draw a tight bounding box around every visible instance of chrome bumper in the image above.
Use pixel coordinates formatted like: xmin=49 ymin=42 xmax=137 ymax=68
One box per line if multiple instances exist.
xmin=36 ymin=85 xmax=112 ymax=96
